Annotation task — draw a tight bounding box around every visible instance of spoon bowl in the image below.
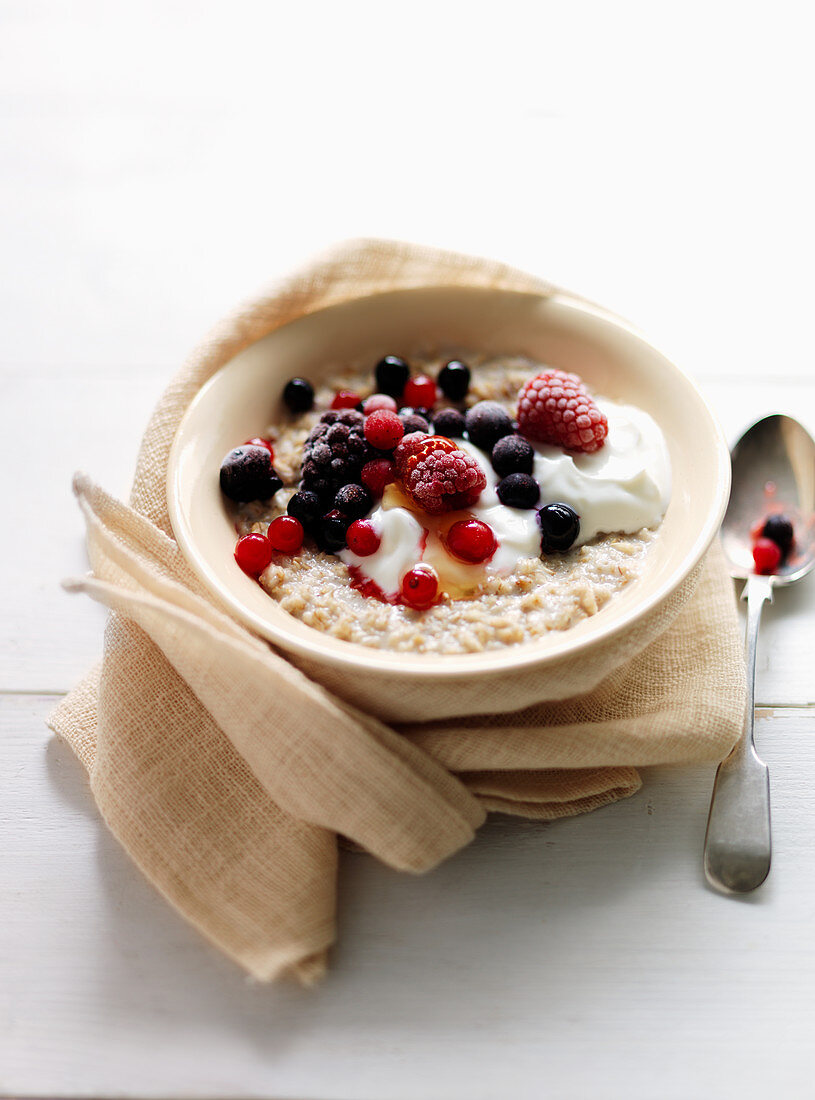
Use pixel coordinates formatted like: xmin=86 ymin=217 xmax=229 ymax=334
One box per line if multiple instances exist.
xmin=705 ymin=413 xmax=815 ymax=894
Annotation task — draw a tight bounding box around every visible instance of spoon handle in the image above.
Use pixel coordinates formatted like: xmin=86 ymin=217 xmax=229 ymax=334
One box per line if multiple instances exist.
xmin=704 ymin=572 xmax=773 ymax=893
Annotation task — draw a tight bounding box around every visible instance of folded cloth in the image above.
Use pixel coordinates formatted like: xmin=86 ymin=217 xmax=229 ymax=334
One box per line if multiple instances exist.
xmin=49 ymin=239 xmax=746 ymax=984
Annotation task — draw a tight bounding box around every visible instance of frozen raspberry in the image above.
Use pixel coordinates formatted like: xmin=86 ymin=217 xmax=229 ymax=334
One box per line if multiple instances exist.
xmin=234 ymin=532 xmax=273 ymax=576
xmin=360 ymin=458 xmax=395 ymax=497
xmin=393 ymin=433 xmax=486 ymax=515
xmin=400 ymin=564 xmax=439 ymax=609
xmin=403 ymin=375 xmax=437 ymax=409
xmin=331 ymin=390 xmax=362 ymax=410
xmin=346 ymin=519 xmax=381 ymax=557
xmin=446 ymin=519 xmax=496 ymax=564
xmin=363 ymin=393 xmax=399 ymax=415
xmin=753 ymin=537 xmax=782 ymax=574
xmin=364 ymin=409 xmax=405 ymax=451
xmin=268 ymin=515 xmax=304 ymax=553
xmin=301 ymin=410 xmax=374 ymax=494
xmin=517 ymin=369 xmax=607 ymax=452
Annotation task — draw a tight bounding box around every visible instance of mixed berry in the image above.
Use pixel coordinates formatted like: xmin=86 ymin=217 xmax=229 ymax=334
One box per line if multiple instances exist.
xmin=219 ymin=357 xmax=609 ymax=608
xmin=751 ymin=511 xmax=795 ymax=574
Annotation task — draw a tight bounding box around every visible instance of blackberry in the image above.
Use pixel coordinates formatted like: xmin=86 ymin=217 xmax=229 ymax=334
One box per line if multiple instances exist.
xmin=375 ymin=355 xmax=410 ymax=398
xmin=301 ymin=409 xmax=374 ymax=494
xmin=287 ymin=489 xmax=323 ymax=530
xmin=399 ymin=408 xmax=431 ymax=434
xmin=334 ymin=483 xmax=373 ymax=520
xmin=465 ymin=401 xmax=514 ymax=451
xmin=437 ymin=359 xmax=471 ymax=401
xmin=432 ymin=408 xmax=466 ymax=438
xmin=761 ymin=514 xmax=794 ymax=556
xmin=282 ymin=377 xmax=314 ymax=413
xmin=220 ymin=445 xmax=283 ymax=502
xmin=538 ymin=503 xmax=580 ymax=553
xmin=491 ymin=434 xmax=534 ymax=477
xmin=496 ymin=473 xmax=540 ymax=510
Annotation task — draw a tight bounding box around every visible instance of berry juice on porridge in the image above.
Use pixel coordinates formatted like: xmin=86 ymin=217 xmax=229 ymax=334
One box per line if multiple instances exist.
xmin=218 ymin=353 xmax=671 ymax=654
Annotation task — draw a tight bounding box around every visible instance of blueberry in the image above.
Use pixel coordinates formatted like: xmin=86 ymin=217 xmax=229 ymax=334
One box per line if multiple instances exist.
xmin=538 ymin=503 xmax=580 ymax=553
xmin=496 ymin=473 xmax=540 ymax=509
xmin=432 ymin=408 xmax=466 ymax=438
xmin=465 ymin=401 xmax=514 ymax=451
xmin=399 ymin=409 xmax=431 ymax=434
xmin=491 ymin=434 xmax=534 ymax=477
xmin=375 ymin=355 xmax=410 ymax=398
xmin=334 ymin=483 xmax=373 ymax=520
xmin=319 ymin=509 xmax=351 ymax=552
xmin=219 ymin=445 xmax=283 ymax=502
xmin=762 ymin=514 xmax=794 ymax=555
xmin=287 ymin=489 xmax=323 ymax=529
xmin=437 ymin=360 xmax=471 ymax=401
xmin=282 ymin=377 xmax=314 ymax=413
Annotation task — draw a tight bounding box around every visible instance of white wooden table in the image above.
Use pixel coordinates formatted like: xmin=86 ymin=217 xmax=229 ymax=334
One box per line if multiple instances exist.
xmin=3 ymin=4 xmax=815 ymax=1098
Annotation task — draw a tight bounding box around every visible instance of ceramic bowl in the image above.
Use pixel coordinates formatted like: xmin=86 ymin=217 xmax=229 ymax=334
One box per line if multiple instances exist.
xmin=167 ymin=286 xmax=730 ymax=722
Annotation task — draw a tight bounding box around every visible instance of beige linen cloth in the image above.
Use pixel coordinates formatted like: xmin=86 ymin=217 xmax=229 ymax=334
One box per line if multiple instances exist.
xmin=50 ymin=239 xmax=746 ymax=984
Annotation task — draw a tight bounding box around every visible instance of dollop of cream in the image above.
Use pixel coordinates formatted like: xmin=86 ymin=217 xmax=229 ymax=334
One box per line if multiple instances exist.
xmin=340 ymin=398 xmax=671 ymax=599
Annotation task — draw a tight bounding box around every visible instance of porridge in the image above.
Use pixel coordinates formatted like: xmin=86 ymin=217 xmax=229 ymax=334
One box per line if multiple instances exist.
xmin=218 ymin=353 xmax=671 ymax=654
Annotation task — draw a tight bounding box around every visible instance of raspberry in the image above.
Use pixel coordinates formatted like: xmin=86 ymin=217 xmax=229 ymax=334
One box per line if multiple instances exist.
xmin=360 ymin=458 xmax=395 ymax=497
xmin=363 ymin=393 xmax=398 ymax=415
xmin=400 ymin=564 xmax=439 ymax=609
xmin=753 ymin=537 xmax=781 ymax=574
xmin=446 ymin=519 xmax=496 ymax=563
xmin=364 ymin=409 xmax=405 ymax=450
xmin=331 ymin=390 xmax=362 ymax=410
xmin=268 ymin=515 xmax=304 ymax=553
xmin=301 ymin=409 xmax=373 ymax=494
xmin=403 ymin=375 xmax=437 ymax=409
xmin=517 ymin=369 xmax=607 ymax=453
xmin=393 ymin=433 xmax=486 ymax=515
xmin=234 ymin=532 xmax=273 ymax=576
xmin=346 ymin=519 xmax=381 ymax=556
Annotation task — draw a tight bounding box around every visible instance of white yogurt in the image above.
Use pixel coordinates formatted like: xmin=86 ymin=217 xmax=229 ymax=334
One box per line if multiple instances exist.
xmin=340 ymin=398 xmax=671 ymax=599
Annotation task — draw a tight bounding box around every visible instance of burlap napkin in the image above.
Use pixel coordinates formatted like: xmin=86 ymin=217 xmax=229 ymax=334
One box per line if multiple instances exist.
xmin=49 ymin=239 xmax=746 ymax=984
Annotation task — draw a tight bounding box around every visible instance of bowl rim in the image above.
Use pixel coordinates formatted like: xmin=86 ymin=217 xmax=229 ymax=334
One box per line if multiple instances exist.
xmin=167 ymin=285 xmax=731 ymax=678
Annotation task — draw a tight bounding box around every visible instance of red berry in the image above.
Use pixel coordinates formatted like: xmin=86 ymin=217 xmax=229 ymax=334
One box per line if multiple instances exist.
xmin=234 ymin=532 xmax=273 ymax=576
xmin=393 ymin=433 xmax=486 ymax=515
xmin=752 ymin=537 xmax=782 ymax=574
xmin=517 ymin=369 xmax=608 ymax=453
xmin=446 ymin=519 xmax=497 ymax=564
xmin=360 ymin=458 xmax=395 ymax=497
xmin=268 ymin=515 xmax=304 ymax=553
xmin=363 ymin=393 xmax=398 ymax=415
xmin=244 ymin=437 xmax=275 ymax=459
xmin=331 ymin=390 xmax=362 ymax=410
xmin=403 ymin=375 xmax=437 ymax=409
xmin=364 ymin=409 xmax=405 ymax=450
xmin=346 ymin=519 xmax=381 ymax=556
xmin=400 ymin=564 xmax=439 ymax=609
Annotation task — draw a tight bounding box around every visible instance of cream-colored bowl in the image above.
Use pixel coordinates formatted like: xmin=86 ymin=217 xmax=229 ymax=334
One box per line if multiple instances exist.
xmin=167 ymin=286 xmax=730 ymax=722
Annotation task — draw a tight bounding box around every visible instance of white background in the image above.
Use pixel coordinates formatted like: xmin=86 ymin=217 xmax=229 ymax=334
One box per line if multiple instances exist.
xmin=2 ymin=3 xmax=815 ymax=1098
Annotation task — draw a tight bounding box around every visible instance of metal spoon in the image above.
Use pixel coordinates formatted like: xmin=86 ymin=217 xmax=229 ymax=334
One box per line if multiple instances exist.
xmin=704 ymin=414 xmax=815 ymax=893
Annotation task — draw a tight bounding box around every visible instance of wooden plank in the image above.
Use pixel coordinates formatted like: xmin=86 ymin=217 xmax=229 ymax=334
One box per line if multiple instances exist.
xmin=2 ymin=696 xmax=814 ymax=1099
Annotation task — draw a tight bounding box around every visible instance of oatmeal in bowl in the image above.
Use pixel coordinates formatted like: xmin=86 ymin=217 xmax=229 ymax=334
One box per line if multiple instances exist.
xmin=220 ymin=353 xmax=671 ymax=655
xmin=166 ymin=285 xmax=729 ymax=720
